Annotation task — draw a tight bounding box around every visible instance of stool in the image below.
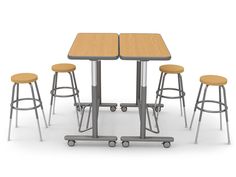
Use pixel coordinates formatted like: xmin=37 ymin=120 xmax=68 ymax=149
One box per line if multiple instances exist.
xmin=48 ymin=63 xmax=81 ymax=127
xmin=154 ymin=64 xmax=188 ymax=128
xmin=8 ymin=73 xmax=48 ymax=141
xmin=189 ymin=75 xmax=230 ymax=144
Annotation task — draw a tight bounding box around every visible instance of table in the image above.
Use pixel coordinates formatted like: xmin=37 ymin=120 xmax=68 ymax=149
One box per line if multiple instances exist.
xmin=119 ymin=33 xmax=174 ymax=147
xmin=64 ymin=33 xmax=118 ymax=147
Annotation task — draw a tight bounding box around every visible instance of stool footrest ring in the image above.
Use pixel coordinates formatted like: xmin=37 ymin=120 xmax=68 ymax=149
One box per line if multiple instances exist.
xmin=196 ymin=100 xmax=228 ymax=113
xmin=50 ymin=86 xmax=79 ymax=98
xmin=11 ymin=98 xmax=41 ymax=111
xmin=156 ymin=88 xmax=185 ymax=99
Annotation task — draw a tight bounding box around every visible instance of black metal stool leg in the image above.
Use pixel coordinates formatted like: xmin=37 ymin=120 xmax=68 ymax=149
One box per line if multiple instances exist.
xmin=8 ymin=83 xmax=16 ymax=141
xmin=222 ymin=86 xmax=230 ymax=144
xmin=156 ymin=73 xmax=167 ymax=118
xmin=72 ymin=71 xmax=82 ymax=112
xmin=48 ymin=73 xmax=57 ymax=126
xmin=15 ymin=84 xmax=19 ymax=128
xmin=195 ymin=85 xmax=208 ymax=144
xmin=69 ymin=72 xmax=80 ymax=128
xmin=177 ymin=74 xmax=183 ymax=117
xmin=190 ymin=83 xmax=203 ymax=130
xmin=34 ymin=81 xmax=48 ymax=128
xmin=154 ymin=72 xmax=163 ymax=111
xmin=29 ymin=83 xmax=43 ymax=141
xmin=219 ymin=86 xmax=222 ymax=130
xmin=179 ymin=74 xmax=188 ymax=128
xmin=52 ymin=72 xmax=58 ymax=114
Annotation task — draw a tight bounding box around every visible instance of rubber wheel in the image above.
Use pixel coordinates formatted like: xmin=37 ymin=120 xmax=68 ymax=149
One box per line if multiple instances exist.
xmin=122 ymin=141 xmax=129 ymax=148
xmin=67 ymin=140 xmax=76 ymax=147
xmin=163 ymin=142 xmax=171 ymax=148
xmin=155 ymin=106 xmax=161 ymax=112
xmin=108 ymin=141 xmax=116 ymax=147
xmin=121 ymin=106 xmax=127 ymax=112
xmin=110 ymin=106 xmax=116 ymax=112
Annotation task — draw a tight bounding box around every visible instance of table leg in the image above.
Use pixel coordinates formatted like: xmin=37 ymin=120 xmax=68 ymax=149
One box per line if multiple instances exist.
xmin=79 ymin=60 xmax=117 ymax=112
xmin=120 ymin=61 xmax=174 ymax=148
xmin=64 ymin=61 xmax=117 ymax=147
xmin=120 ymin=61 xmax=163 ymax=112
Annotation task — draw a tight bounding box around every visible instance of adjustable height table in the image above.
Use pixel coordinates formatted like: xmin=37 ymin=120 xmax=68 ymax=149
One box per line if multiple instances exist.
xmin=119 ymin=33 xmax=174 ymax=147
xmin=64 ymin=33 xmax=118 ymax=147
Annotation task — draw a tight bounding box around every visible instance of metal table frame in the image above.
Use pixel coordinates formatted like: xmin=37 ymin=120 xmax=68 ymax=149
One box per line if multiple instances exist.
xmin=64 ymin=33 xmax=119 ymax=147
xmin=65 ymin=60 xmax=118 ymax=147
xmin=120 ymin=60 xmax=174 ymax=148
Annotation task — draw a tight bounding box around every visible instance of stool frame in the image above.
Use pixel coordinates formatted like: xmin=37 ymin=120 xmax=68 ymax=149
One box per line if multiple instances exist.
xmin=8 ymin=81 xmax=48 ymax=141
xmin=48 ymin=71 xmax=81 ymax=127
xmin=154 ymin=72 xmax=188 ymax=128
xmin=189 ymin=84 xmax=231 ymax=144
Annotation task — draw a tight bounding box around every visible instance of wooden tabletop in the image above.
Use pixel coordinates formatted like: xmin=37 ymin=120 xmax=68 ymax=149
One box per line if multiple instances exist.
xmin=68 ymin=33 xmax=119 ymax=60
xmin=119 ymin=33 xmax=171 ymax=60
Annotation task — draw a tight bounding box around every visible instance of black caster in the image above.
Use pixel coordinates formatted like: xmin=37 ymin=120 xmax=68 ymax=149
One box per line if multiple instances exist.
xmin=110 ymin=106 xmax=116 ymax=112
xmin=122 ymin=141 xmax=129 ymax=148
xmin=163 ymin=141 xmax=171 ymax=148
xmin=155 ymin=106 xmax=161 ymax=112
xmin=108 ymin=141 xmax=116 ymax=147
xmin=121 ymin=106 xmax=127 ymax=112
xmin=67 ymin=140 xmax=76 ymax=147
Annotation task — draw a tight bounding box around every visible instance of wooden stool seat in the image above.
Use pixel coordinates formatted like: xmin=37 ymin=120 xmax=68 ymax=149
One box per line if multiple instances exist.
xmin=11 ymin=73 xmax=38 ymax=84
xmin=200 ymin=75 xmax=227 ymax=86
xmin=52 ymin=63 xmax=76 ymax=72
xmin=159 ymin=64 xmax=184 ymax=74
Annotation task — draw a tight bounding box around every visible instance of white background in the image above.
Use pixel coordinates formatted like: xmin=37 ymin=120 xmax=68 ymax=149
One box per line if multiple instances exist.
xmin=0 ymin=0 xmax=235 ymax=176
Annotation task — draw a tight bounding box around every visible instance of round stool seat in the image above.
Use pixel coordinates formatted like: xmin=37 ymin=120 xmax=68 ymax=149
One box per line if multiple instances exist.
xmin=200 ymin=75 xmax=227 ymax=86
xmin=11 ymin=73 xmax=38 ymax=84
xmin=52 ymin=63 xmax=76 ymax=72
xmin=159 ymin=64 xmax=184 ymax=74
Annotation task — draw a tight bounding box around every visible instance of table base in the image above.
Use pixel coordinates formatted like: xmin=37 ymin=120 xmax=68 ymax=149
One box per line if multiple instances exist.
xmin=120 ymin=136 xmax=174 ymax=148
xmin=65 ymin=135 xmax=118 ymax=147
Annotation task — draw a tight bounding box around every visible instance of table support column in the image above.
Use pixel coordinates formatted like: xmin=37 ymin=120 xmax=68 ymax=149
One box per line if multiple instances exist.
xmin=92 ymin=61 xmax=98 ymax=138
xmin=140 ymin=61 xmax=147 ymax=139
xmin=136 ymin=61 xmax=141 ymax=104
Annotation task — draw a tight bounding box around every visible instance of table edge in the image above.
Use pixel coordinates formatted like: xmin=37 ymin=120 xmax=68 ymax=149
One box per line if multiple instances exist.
xmin=68 ymin=55 xmax=119 ymax=60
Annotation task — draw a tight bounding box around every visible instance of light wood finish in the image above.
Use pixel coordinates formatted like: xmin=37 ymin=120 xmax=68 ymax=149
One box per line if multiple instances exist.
xmin=68 ymin=33 xmax=119 ymax=59
xmin=160 ymin=64 xmax=184 ymax=74
xmin=52 ymin=63 xmax=76 ymax=72
xmin=200 ymin=75 xmax=227 ymax=86
xmin=11 ymin=73 xmax=38 ymax=83
xmin=120 ymin=33 xmax=171 ymax=60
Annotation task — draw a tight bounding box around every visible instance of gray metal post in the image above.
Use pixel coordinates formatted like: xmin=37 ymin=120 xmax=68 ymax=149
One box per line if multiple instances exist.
xmin=189 ymin=83 xmax=203 ymax=130
xmin=97 ymin=61 xmax=101 ymax=103
xmin=195 ymin=85 xmax=208 ymax=144
xmin=15 ymin=84 xmax=19 ymax=128
xmin=92 ymin=61 xmax=98 ymax=138
xmin=222 ymin=86 xmax=231 ymax=144
xmin=29 ymin=83 xmax=43 ymax=141
xmin=48 ymin=73 xmax=56 ymax=126
xmin=219 ymin=86 xmax=222 ymax=130
xmin=8 ymin=83 xmax=16 ymax=141
xmin=140 ymin=61 xmax=147 ymax=139
xmin=136 ymin=61 xmax=141 ymax=104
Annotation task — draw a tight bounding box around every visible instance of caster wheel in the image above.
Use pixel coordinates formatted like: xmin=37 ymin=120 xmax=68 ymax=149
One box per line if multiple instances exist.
xmin=122 ymin=141 xmax=129 ymax=148
xmin=110 ymin=106 xmax=116 ymax=112
xmin=108 ymin=141 xmax=116 ymax=147
xmin=121 ymin=106 xmax=127 ymax=112
xmin=155 ymin=106 xmax=161 ymax=112
xmin=67 ymin=140 xmax=76 ymax=147
xmin=163 ymin=142 xmax=171 ymax=148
